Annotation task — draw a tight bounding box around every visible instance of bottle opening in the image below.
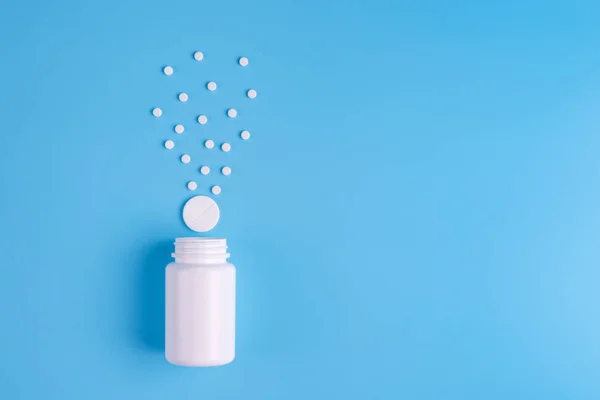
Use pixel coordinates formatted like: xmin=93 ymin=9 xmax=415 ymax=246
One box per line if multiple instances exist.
xmin=172 ymin=237 xmax=230 ymax=263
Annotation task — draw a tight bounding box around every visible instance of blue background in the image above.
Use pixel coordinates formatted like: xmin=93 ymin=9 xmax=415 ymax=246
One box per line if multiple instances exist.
xmin=1 ymin=0 xmax=600 ymax=398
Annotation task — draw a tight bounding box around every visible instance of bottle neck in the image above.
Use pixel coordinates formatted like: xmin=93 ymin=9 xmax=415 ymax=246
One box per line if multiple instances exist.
xmin=172 ymin=238 xmax=230 ymax=264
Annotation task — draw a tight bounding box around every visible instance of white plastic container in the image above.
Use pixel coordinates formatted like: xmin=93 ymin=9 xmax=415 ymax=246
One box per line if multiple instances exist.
xmin=165 ymin=238 xmax=236 ymax=367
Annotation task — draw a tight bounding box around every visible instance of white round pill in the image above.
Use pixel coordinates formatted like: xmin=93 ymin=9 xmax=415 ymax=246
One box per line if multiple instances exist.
xmin=221 ymin=166 xmax=231 ymax=176
xmin=239 ymin=57 xmax=249 ymax=67
xmin=152 ymin=107 xmax=162 ymax=117
xmin=181 ymin=154 xmax=191 ymax=164
xmin=205 ymin=139 xmax=214 ymax=149
xmin=240 ymin=130 xmax=250 ymax=140
xmin=182 ymin=195 xmax=220 ymax=232
xmin=194 ymin=51 xmax=204 ymax=61
xmin=187 ymin=181 xmax=197 ymax=191
xmin=174 ymin=124 xmax=184 ymax=134
xmin=200 ymin=165 xmax=210 ymax=175
xmin=247 ymin=89 xmax=257 ymax=99
xmin=221 ymin=142 xmax=231 ymax=152
xmin=227 ymin=108 xmax=237 ymax=118
xmin=163 ymin=66 xmax=173 ymax=75
xmin=207 ymin=81 xmax=217 ymax=91
xmin=211 ymin=185 xmax=222 ymax=195
xmin=197 ymin=115 xmax=208 ymax=124
xmin=164 ymin=140 xmax=174 ymax=149
xmin=178 ymin=93 xmax=188 ymax=102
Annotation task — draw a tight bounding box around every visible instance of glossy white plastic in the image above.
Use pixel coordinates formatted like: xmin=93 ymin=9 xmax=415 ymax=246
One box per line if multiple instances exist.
xmin=166 ymin=238 xmax=235 ymax=367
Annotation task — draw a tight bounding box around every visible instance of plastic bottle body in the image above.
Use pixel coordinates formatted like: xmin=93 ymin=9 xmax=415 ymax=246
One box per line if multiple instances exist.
xmin=165 ymin=238 xmax=236 ymax=367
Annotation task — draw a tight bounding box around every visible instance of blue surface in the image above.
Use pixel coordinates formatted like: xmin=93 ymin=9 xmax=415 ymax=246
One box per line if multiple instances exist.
xmin=1 ymin=0 xmax=600 ymax=398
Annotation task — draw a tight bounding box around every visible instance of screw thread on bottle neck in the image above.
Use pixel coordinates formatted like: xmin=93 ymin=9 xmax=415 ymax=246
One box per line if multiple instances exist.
xmin=172 ymin=238 xmax=229 ymax=264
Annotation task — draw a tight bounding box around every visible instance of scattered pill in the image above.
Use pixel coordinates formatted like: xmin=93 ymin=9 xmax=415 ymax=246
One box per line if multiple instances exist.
xmin=164 ymin=140 xmax=174 ymax=149
xmin=174 ymin=124 xmax=184 ymax=134
xmin=221 ymin=166 xmax=231 ymax=176
xmin=205 ymin=140 xmax=214 ymax=149
xmin=240 ymin=130 xmax=250 ymax=140
xmin=197 ymin=115 xmax=208 ymax=124
xmin=227 ymin=108 xmax=237 ymax=118
xmin=182 ymin=195 xmax=220 ymax=232
xmin=163 ymin=66 xmax=173 ymax=76
xmin=193 ymin=51 xmax=204 ymax=61
xmin=181 ymin=154 xmax=191 ymax=164
xmin=221 ymin=142 xmax=231 ymax=152
xmin=152 ymin=108 xmax=162 ymax=117
xmin=247 ymin=89 xmax=257 ymax=99
xmin=207 ymin=81 xmax=217 ymax=91
xmin=187 ymin=181 xmax=197 ymax=191
xmin=200 ymin=166 xmax=210 ymax=175
xmin=239 ymin=57 xmax=248 ymax=67
xmin=178 ymin=93 xmax=188 ymax=102
xmin=211 ymin=185 xmax=222 ymax=195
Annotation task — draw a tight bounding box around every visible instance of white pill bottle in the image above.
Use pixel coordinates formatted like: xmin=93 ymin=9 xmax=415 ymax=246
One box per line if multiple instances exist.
xmin=165 ymin=238 xmax=236 ymax=367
